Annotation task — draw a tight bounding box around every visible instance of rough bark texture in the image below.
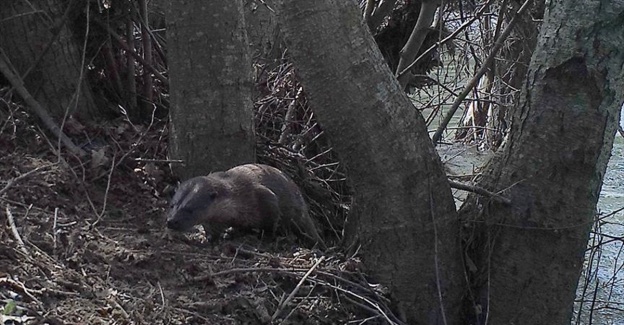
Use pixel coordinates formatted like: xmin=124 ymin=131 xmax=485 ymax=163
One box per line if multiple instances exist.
xmin=243 ymin=0 xmax=280 ymax=62
xmin=459 ymin=1 xmax=624 ymax=323
xmin=166 ymin=0 xmax=255 ymax=178
xmin=0 ymin=0 xmax=98 ymax=119
xmin=497 ymin=0 xmax=545 ymax=130
xmin=277 ymin=1 xmax=464 ymax=323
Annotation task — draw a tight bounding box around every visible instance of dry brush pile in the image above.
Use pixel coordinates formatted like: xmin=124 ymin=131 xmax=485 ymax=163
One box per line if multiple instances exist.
xmin=0 ymin=50 xmax=404 ymax=324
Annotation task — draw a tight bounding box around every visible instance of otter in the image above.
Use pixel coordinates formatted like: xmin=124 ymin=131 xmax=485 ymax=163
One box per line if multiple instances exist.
xmin=166 ymin=164 xmax=324 ymax=248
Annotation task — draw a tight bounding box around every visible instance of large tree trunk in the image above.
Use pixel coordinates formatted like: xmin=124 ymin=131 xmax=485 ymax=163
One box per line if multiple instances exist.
xmin=459 ymin=1 xmax=624 ymax=323
xmin=166 ymin=0 xmax=255 ymax=178
xmin=277 ymin=1 xmax=464 ymax=323
xmin=0 ymin=0 xmax=98 ymax=119
xmin=243 ymin=0 xmax=280 ymax=62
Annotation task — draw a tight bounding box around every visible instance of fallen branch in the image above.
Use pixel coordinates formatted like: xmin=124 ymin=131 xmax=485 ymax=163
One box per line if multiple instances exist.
xmin=272 ymin=256 xmax=325 ymax=321
xmin=0 ymin=51 xmax=86 ymax=157
xmin=448 ymin=179 xmax=511 ymax=205
xmin=0 ymin=164 xmax=55 ymax=197
xmin=6 ymin=205 xmax=29 ymax=256
xmin=0 ymin=277 xmax=41 ymax=305
xmin=134 ymin=158 xmax=184 ymax=164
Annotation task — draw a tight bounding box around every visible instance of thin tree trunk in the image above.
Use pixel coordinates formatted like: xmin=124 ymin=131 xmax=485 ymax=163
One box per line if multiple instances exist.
xmin=395 ymin=0 xmax=439 ymax=89
xmin=139 ymin=0 xmax=153 ymax=115
xmin=166 ymin=0 xmax=255 ymax=177
xmin=276 ymin=1 xmax=464 ymax=323
xmin=459 ymin=1 xmax=624 ymax=323
xmin=126 ymin=14 xmax=138 ymax=113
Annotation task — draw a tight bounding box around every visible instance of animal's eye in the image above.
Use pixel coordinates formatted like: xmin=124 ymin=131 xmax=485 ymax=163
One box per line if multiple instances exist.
xmin=209 ymin=192 xmax=217 ymax=199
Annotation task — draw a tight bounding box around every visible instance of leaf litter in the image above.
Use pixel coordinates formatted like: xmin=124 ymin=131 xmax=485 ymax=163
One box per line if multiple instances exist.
xmin=0 ymin=81 xmax=401 ymax=324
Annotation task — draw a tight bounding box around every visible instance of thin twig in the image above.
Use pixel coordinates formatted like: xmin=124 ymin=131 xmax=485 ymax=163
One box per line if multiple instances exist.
xmin=0 ymin=52 xmax=86 ymax=157
xmin=397 ymin=0 xmax=496 ymax=79
xmin=0 ymin=164 xmax=55 ymax=197
xmin=93 ymin=105 xmax=158 ymax=182
xmin=271 ymin=256 xmax=325 ymax=321
xmin=368 ymin=0 xmax=398 ymax=31
xmin=93 ymin=18 xmax=169 ymax=86
xmin=281 ymin=282 xmax=317 ymax=323
xmin=6 ymin=205 xmax=29 ymax=256
xmin=53 ymin=207 xmax=59 ymax=253
xmin=314 ymin=278 xmax=401 ymax=325
xmin=448 ymin=180 xmax=512 ymax=205
xmin=0 ymin=277 xmax=41 ymax=306
xmin=58 ymin=0 xmax=91 ymax=161
xmin=134 ymin=158 xmax=184 ymax=164
xmin=92 ymin=152 xmax=117 ymax=227
xmin=432 ymin=0 xmax=533 ymax=144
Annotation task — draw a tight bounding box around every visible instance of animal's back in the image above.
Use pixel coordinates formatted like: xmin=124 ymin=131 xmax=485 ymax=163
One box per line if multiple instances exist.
xmin=167 ymin=164 xmax=324 ymax=248
xmin=226 ymin=164 xmax=323 ymax=245
xmin=227 ymin=164 xmax=307 ymax=212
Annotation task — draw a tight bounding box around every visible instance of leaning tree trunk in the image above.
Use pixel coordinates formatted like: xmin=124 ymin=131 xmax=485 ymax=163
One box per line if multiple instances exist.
xmin=166 ymin=0 xmax=255 ymax=178
xmin=277 ymin=1 xmax=464 ymax=324
xmin=395 ymin=0 xmax=439 ymax=90
xmin=0 ymin=0 xmax=98 ymax=119
xmin=459 ymin=1 xmax=624 ymax=323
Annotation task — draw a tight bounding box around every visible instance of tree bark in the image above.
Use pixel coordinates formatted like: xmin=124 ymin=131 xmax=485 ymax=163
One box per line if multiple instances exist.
xmin=166 ymin=0 xmax=255 ymax=178
xmin=276 ymin=1 xmax=464 ymax=323
xmin=0 ymin=0 xmax=98 ymax=119
xmin=494 ymin=0 xmax=545 ymax=143
xmin=459 ymin=1 xmax=624 ymax=323
xmin=243 ymin=0 xmax=281 ymax=62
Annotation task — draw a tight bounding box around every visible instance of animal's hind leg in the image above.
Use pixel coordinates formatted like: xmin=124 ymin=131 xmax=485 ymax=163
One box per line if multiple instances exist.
xmin=290 ymin=208 xmax=325 ymax=248
xmin=254 ymin=185 xmax=282 ymax=235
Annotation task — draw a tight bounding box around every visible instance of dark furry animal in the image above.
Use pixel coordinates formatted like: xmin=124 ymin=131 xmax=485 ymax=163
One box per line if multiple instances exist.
xmin=166 ymin=164 xmax=324 ymax=248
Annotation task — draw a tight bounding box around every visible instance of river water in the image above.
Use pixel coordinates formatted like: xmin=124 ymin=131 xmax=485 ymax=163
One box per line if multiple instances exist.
xmin=435 ymin=110 xmax=624 ymax=324
xmin=573 ymin=113 xmax=624 ymax=325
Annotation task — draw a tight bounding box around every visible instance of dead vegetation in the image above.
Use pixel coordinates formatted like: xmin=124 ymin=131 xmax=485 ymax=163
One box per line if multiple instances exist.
xmin=0 ymin=58 xmax=405 ymax=324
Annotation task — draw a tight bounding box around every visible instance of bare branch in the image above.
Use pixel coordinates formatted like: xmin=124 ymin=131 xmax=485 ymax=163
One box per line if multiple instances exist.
xmin=0 ymin=51 xmax=86 ymax=157
xmin=368 ymin=0 xmax=397 ymax=31
xmin=432 ymin=0 xmax=532 ymax=144
xmin=448 ymin=180 xmax=511 ymax=205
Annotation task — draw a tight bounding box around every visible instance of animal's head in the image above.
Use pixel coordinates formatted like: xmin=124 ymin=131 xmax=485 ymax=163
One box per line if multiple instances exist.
xmin=166 ymin=176 xmax=224 ymax=231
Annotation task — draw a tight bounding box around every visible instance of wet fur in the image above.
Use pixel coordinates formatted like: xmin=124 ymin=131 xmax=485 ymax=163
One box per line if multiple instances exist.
xmin=167 ymin=164 xmax=324 ymax=247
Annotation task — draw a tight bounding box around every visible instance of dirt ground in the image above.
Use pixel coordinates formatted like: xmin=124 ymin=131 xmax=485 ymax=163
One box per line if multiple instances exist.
xmin=0 ymin=105 xmax=394 ymax=324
